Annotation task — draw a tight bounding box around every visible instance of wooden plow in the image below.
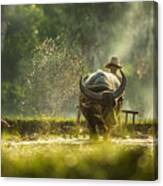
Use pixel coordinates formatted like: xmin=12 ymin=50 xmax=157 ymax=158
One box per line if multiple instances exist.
xmin=122 ymin=110 xmax=139 ymax=126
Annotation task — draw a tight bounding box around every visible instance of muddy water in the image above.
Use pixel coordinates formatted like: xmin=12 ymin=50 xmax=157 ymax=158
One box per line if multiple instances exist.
xmin=2 ymin=136 xmax=156 ymax=147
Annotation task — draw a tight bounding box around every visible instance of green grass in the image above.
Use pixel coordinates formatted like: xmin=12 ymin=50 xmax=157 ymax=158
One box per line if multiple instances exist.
xmin=2 ymin=116 xmax=156 ymax=138
xmin=2 ymin=116 xmax=84 ymax=137
xmin=1 ymin=116 xmax=157 ymax=180
xmin=1 ymin=141 xmax=157 ymax=180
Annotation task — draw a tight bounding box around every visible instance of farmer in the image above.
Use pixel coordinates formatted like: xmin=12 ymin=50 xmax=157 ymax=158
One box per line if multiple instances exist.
xmin=105 ymin=56 xmax=122 ymax=82
xmin=105 ymin=56 xmax=124 ymax=113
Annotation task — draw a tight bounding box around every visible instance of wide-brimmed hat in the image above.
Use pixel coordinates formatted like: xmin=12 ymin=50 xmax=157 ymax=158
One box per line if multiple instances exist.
xmin=105 ymin=56 xmax=122 ymax=69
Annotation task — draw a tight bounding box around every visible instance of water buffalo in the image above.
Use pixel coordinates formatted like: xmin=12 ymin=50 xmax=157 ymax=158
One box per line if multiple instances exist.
xmin=79 ymin=69 xmax=126 ymax=138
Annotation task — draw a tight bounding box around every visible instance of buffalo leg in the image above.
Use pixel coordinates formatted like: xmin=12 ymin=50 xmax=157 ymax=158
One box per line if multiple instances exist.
xmin=80 ymin=107 xmax=98 ymax=136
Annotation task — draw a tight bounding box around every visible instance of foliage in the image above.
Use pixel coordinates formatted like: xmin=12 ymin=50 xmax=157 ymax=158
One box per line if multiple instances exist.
xmin=1 ymin=5 xmax=44 ymax=81
xmin=1 ymin=141 xmax=157 ymax=180
xmin=1 ymin=2 xmax=157 ymax=119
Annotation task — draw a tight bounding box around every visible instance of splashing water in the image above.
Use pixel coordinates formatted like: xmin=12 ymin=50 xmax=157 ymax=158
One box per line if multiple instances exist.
xmin=21 ymin=38 xmax=87 ymax=117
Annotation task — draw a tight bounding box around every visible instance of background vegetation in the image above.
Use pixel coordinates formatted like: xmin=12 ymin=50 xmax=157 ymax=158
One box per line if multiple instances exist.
xmin=1 ymin=2 xmax=157 ymax=119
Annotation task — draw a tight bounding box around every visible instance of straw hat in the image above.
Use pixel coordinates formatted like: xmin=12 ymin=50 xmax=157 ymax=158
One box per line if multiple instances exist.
xmin=105 ymin=56 xmax=122 ymax=69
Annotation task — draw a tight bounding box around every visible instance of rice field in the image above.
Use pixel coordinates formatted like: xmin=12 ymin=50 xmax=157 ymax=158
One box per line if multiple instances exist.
xmin=1 ymin=117 xmax=158 ymax=180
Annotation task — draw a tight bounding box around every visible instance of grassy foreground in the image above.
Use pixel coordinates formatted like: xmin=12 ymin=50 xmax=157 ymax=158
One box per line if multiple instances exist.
xmin=2 ymin=140 xmax=157 ymax=180
xmin=1 ymin=117 xmax=157 ymax=180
